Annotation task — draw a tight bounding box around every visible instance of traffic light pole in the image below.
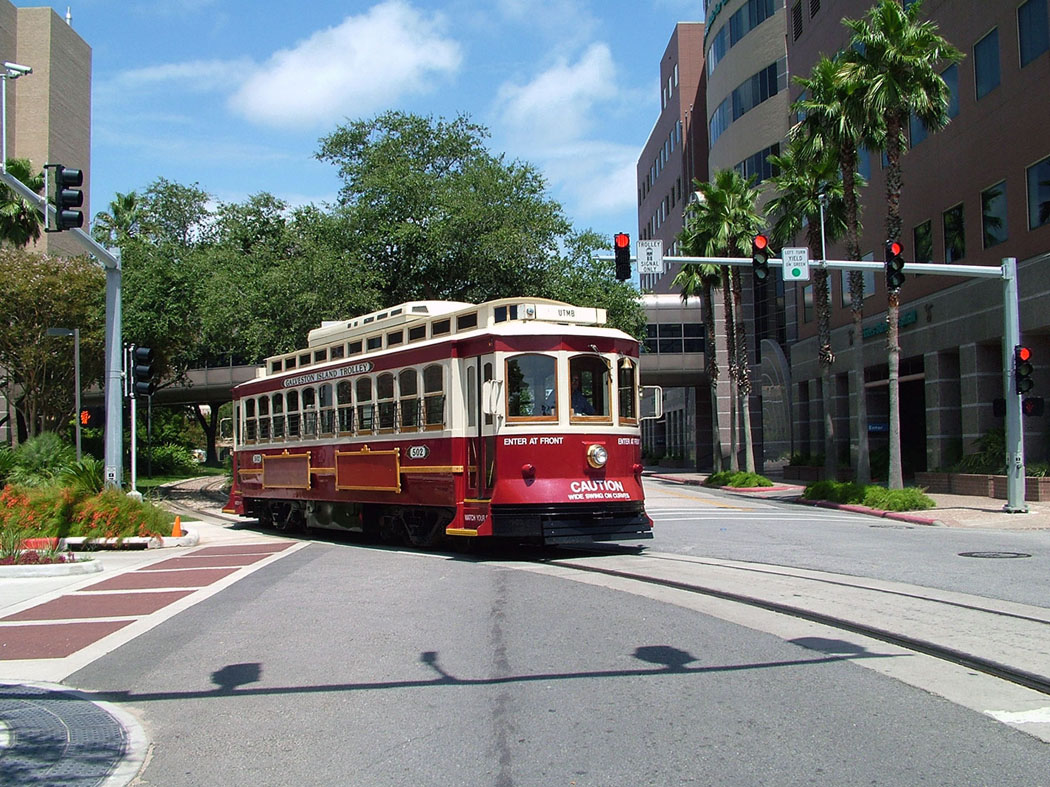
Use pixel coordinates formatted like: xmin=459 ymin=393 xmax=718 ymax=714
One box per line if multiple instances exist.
xmin=609 ymin=251 xmax=1027 ymax=512
xmin=0 ymin=168 xmax=124 ymax=489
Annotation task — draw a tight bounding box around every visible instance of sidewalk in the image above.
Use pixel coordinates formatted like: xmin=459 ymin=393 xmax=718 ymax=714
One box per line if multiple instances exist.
xmin=646 ymin=470 xmax=1050 ymax=530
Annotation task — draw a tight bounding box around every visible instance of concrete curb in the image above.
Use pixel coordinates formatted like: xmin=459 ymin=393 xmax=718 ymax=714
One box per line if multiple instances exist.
xmin=794 ymin=497 xmax=943 ymax=527
xmin=0 ymin=558 xmax=103 ymax=578
xmin=59 ymin=527 xmax=200 ymax=551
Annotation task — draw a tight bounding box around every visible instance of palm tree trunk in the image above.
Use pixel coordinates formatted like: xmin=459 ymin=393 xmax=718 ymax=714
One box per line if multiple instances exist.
xmin=808 ymin=223 xmax=835 ymax=480
xmin=730 ymin=267 xmax=756 ymax=473
xmin=702 ymin=279 xmax=723 ymax=472
xmin=720 ymin=266 xmax=739 ymax=471
xmin=841 ymin=144 xmax=870 ymax=484
xmin=885 ymin=112 xmax=905 ymax=489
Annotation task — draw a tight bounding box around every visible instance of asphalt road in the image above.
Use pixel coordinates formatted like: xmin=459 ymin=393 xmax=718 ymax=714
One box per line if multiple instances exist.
xmin=642 ymin=477 xmax=1050 ymax=607
xmin=66 ymin=530 xmax=1050 ymax=785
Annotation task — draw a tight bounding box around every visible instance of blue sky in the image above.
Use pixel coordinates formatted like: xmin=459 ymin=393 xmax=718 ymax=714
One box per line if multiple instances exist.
xmin=25 ymin=0 xmax=703 ymax=244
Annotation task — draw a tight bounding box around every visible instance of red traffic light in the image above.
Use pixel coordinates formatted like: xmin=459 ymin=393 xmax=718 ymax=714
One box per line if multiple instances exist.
xmin=753 ymin=234 xmax=768 ymax=250
xmin=1017 ymin=346 xmax=1032 ymax=363
xmin=614 ymin=232 xmax=630 ymax=249
xmin=80 ymin=409 xmax=91 ymax=426
xmin=888 ymin=240 xmax=903 ymax=257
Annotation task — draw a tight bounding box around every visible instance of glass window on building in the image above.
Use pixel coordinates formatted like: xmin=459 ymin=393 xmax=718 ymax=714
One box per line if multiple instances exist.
xmin=1019 ymin=0 xmax=1050 ymax=67
xmin=909 ymin=112 xmax=927 ymax=147
xmin=1027 ymin=155 xmax=1050 ymax=229
xmin=913 ymin=220 xmax=933 ymax=263
xmin=974 ymin=28 xmax=1000 ymax=100
xmin=981 ymin=181 xmax=1008 ymax=248
xmin=943 ymin=203 xmax=966 ymax=262
xmin=941 ymin=64 xmax=960 ymax=119
xmin=683 ymin=323 xmax=705 ymax=353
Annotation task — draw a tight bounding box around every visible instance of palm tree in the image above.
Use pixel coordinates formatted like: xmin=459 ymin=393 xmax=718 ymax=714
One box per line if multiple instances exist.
xmin=793 ymin=53 xmax=876 ymax=483
xmin=0 ymin=158 xmax=45 ymax=247
xmin=92 ymin=191 xmax=142 ymax=247
xmin=766 ymin=139 xmax=847 ymax=480
xmin=683 ymin=170 xmax=764 ymax=472
xmin=842 ymin=0 xmax=962 ymax=488
xmin=672 ymin=253 xmax=724 ymax=472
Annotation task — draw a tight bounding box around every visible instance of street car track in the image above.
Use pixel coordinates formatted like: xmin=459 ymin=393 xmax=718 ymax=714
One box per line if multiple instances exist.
xmin=546 ymin=549 xmax=1050 ymax=697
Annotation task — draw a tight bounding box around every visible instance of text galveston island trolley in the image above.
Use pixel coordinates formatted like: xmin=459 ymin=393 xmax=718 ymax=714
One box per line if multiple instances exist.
xmin=225 ymin=297 xmax=662 ymax=547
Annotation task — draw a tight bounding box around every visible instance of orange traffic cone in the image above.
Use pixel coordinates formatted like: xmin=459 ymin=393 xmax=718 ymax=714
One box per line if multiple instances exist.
xmin=171 ymin=515 xmax=183 ymax=538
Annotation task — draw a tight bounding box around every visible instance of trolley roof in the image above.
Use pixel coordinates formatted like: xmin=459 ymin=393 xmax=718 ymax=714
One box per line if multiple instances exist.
xmin=256 ymin=297 xmax=613 ymax=382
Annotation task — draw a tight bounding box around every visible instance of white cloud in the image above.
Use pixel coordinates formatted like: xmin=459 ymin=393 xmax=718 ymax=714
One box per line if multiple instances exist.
xmin=496 ymin=43 xmax=617 ymax=151
xmin=102 ymin=58 xmax=251 ymax=95
xmin=228 ymin=0 xmax=462 ymax=129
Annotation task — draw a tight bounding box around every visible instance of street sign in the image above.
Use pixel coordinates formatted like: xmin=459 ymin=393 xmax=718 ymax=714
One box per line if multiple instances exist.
xmin=782 ymin=247 xmax=810 ymax=281
xmin=637 ymin=239 xmax=664 ymax=274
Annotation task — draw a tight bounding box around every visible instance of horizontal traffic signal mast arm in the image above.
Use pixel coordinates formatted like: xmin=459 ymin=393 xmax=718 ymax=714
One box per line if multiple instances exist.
xmin=653 ymin=255 xmax=1007 ymax=279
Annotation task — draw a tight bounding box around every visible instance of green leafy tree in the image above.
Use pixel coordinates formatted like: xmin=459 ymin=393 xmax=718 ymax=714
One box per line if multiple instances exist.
xmin=766 ymin=139 xmax=847 ymax=479
xmin=92 ymin=191 xmax=142 ymax=248
xmin=793 ymin=54 xmax=876 ymax=481
xmin=843 ymin=0 xmax=962 ymax=488
xmin=317 ymin=111 xmax=571 ymax=304
xmin=0 ymin=158 xmax=45 ymax=248
xmin=0 ymin=248 xmax=105 ymax=442
xmin=682 ymin=171 xmax=763 ymax=472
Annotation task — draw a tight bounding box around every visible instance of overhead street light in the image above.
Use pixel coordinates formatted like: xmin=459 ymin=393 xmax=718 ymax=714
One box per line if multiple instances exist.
xmin=47 ymin=327 xmax=81 ymax=461
xmin=1 ymin=61 xmax=31 ymax=168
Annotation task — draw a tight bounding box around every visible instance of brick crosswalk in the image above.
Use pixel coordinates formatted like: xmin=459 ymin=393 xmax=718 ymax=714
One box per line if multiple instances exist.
xmin=0 ymin=542 xmax=295 ymax=663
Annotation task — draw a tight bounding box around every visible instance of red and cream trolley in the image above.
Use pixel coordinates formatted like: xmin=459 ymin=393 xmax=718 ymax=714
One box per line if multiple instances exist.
xmin=224 ymin=297 xmax=661 ymax=546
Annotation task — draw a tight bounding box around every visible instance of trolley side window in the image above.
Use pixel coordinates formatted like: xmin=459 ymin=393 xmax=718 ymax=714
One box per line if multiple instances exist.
xmin=286 ymin=389 xmax=301 ymax=438
xmin=618 ymin=358 xmax=638 ymax=423
xmin=356 ymin=377 xmax=374 ymax=434
xmin=319 ymin=383 xmax=335 ymax=435
xmin=258 ymin=396 xmax=271 ymax=440
xmin=568 ymin=356 xmax=611 ymax=421
xmin=337 ymin=381 xmax=353 ymax=433
xmin=302 ymin=388 xmax=317 ymax=438
xmin=244 ymin=398 xmax=257 ymax=443
xmin=506 ymin=354 xmax=557 ymax=421
xmin=399 ymin=369 xmax=420 ymax=430
xmin=423 ymin=364 xmax=445 ymax=429
xmin=271 ymin=393 xmax=285 ymax=439
xmin=377 ymin=372 xmax=396 ymax=431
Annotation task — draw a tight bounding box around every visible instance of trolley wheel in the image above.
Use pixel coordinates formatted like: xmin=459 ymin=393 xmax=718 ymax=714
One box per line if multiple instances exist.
xmin=269 ymin=501 xmax=303 ymax=532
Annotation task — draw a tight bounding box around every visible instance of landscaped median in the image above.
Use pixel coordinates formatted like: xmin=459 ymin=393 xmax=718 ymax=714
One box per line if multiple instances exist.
xmin=797 ymin=480 xmax=940 ymax=525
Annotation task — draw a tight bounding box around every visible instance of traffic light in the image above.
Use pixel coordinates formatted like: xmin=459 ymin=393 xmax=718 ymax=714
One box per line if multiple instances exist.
xmin=54 ymin=166 xmax=84 ymax=231
xmin=614 ymin=232 xmax=631 ymax=280
xmin=885 ymin=240 xmax=905 ymax=289
xmin=752 ymin=233 xmax=770 ymax=281
xmin=133 ymin=346 xmax=156 ymax=397
xmin=1014 ymin=345 xmax=1034 ymax=394
xmin=1022 ymin=397 xmax=1045 ymax=417
xmin=79 ymin=406 xmax=105 ymax=427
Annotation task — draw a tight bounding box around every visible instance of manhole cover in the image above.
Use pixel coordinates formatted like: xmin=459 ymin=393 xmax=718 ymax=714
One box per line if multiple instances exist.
xmin=0 ymin=683 xmax=128 ymax=785
xmin=958 ymin=551 xmax=1032 ymax=559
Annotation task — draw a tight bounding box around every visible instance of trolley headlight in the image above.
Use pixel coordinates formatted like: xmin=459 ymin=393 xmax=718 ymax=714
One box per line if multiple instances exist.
xmin=586 ymin=443 xmax=608 ymax=469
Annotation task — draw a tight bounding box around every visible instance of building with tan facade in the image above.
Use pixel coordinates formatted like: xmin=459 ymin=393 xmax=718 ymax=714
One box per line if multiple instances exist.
xmin=0 ymin=2 xmax=90 ymax=257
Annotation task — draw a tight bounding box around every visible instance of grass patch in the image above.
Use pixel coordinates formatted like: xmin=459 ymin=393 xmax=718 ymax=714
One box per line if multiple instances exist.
xmin=704 ymin=471 xmax=775 ymax=488
xmin=802 ymin=480 xmax=935 ymax=512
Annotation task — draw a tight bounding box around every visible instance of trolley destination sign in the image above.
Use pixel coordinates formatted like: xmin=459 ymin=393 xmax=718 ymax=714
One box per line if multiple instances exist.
xmin=282 ymin=361 xmax=374 ymax=388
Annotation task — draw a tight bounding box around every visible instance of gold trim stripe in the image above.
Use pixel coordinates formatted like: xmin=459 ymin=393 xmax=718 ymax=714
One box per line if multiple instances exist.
xmin=446 ymin=528 xmax=479 ymax=537
xmin=400 ymin=465 xmax=464 ymax=475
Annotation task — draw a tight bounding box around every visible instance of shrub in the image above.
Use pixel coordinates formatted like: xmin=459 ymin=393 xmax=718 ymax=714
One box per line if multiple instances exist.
xmin=0 ymin=446 xmax=13 ymax=485
xmin=0 ymin=484 xmax=173 ymax=541
xmin=705 ymin=471 xmax=774 ymax=488
xmin=953 ymin=429 xmax=1006 ymax=475
xmin=802 ymin=480 xmax=934 ymax=511
xmin=7 ymin=432 xmax=77 ymax=487
xmin=862 ymin=485 xmax=935 ymax=512
xmin=58 ymin=456 xmax=105 ymax=495
xmin=140 ymin=443 xmax=200 ymax=476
